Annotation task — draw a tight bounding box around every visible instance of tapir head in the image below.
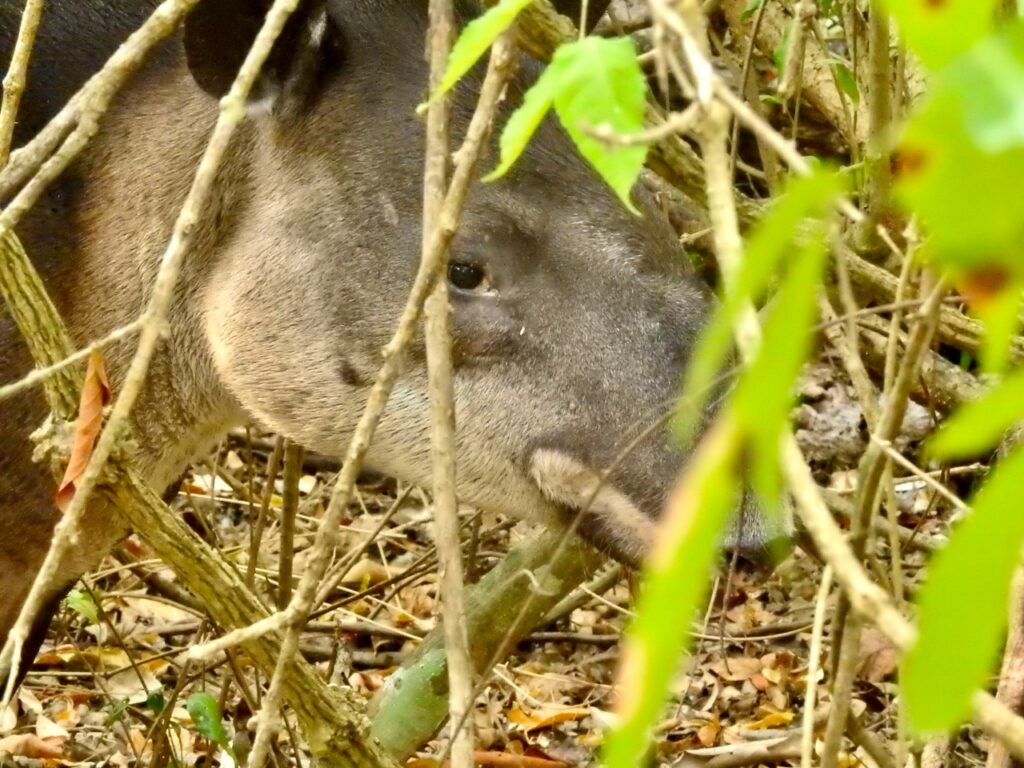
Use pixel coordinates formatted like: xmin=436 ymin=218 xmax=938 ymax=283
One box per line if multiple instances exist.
xmin=189 ymin=0 xmax=789 ymax=565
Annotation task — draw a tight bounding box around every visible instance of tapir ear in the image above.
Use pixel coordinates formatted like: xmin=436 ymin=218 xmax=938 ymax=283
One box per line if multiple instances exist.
xmin=184 ymin=0 xmax=337 ymax=113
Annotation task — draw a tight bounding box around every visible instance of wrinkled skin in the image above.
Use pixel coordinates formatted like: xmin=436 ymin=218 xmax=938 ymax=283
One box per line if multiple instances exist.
xmin=0 ymin=0 xmax=786 ymax=681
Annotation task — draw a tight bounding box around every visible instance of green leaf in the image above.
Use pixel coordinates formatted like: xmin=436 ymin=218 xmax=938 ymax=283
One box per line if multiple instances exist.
xmin=105 ymin=699 xmax=130 ymax=726
xmin=487 ymin=37 xmax=648 ymax=210
xmin=146 ymin=691 xmax=167 ymax=715
xmin=895 ymin=79 xmax=1024 ymax=274
xmin=830 ymin=59 xmax=860 ymax=105
xmin=741 ymin=0 xmax=763 ymax=22
xmin=484 ymin=61 xmax=562 ymax=181
xmin=64 ymin=588 xmax=100 ymax=625
xmin=928 ymin=368 xmax=1024 ymax=459
xmin=550 ymin=37 xmax=647 ymax=211
xmin=947 ymin=21 xmax=1024 ymax=154
xmin=433 ymin=0 xmax=535 ymax=100
xmin=675 ymin=169 xmax=842 ymax=443
xmin=976 ymin=284 xmax=1023 ymax=374
xmin=734 ymin=228 xmax=828 ymax=509
xmin=186 ymin=692 xmax=233 ymax=755
xmin=880 ymin=0 xmax=999 ymax=70
xmin=602 ymin=418 xmax=740 ymax=768
xmin=903 ymin=446 xmax=1024 ymax=734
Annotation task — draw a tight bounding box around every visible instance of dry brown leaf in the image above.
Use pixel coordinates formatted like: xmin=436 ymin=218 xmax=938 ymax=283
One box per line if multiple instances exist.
xmin=696 ymin=718 xmax=720 ymax=747
xmin=708 ymin=657 xmax=762 ymax=682
xmin=56 ymin=350 xmax=110 ymax=512
xmin=34 ymin=714 xmax=69 ymax=740
xmin=858 ymin=628 xmax=900 ymax=682
xmin=0 ymin=733 xmax=64 ymax=759
xmin=744 ymin=710 xmax=794 ymax=730
xmin=507 ymin=705 xmax=591 ymax=733
xmin=473 ymin=750 xmax=568 ymax=768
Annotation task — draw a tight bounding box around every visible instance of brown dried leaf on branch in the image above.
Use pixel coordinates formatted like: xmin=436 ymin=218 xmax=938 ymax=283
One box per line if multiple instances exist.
xmin=55 ymin=350 xmax=110 ymax=512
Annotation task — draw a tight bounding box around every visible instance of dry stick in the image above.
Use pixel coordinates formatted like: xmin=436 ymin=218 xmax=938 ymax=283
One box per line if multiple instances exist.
xmin=0 ymin=0 xmax=202 ymax=229
xmin=820 ymin=278 xmax=945 ymax=768
xmin=243 ymin=41 xmax=514 ymax=768
xmin=855 ymin=0 xmax=892 ymax=250
xmin=277 ymin=441 xmax=303 ymax=610
xmin=801 ymin=565 xmax=833 ymax=768
xmin=777 ymin=0 xmax=814 ymax=101
xmin=0 ymin=0 xmax=44 ymax=167
xmin=819 ymin=294 xmax=880 ymax=427
xmin=422 ymin=0 xmax=475 ymax=763
xmin=820 ymin=610 xmax=863 ymax=768
xmin=0 ymin=0 xmax=302 ymax=704
xmin=989 ymin=569 xmax=1024 ymax=768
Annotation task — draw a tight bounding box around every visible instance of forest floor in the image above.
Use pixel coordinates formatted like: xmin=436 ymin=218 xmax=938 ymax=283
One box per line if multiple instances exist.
xmin=0 ymin=357 xmax=990 ymax=767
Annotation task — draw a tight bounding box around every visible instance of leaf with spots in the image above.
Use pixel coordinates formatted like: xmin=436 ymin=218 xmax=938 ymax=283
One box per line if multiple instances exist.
xmin=55 ymin=351 xmax=110 ymax=513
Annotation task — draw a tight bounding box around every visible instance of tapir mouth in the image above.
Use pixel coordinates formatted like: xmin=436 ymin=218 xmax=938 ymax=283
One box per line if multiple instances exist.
xmin=529 ymin=448 xmax=794 ymax=570
xmin=528 ymin=448 xmax=656 ymax=567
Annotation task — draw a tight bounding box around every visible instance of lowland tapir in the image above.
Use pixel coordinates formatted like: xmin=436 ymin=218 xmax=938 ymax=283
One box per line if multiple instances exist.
xmin=0 ymin=0 xmax=786 ymax=683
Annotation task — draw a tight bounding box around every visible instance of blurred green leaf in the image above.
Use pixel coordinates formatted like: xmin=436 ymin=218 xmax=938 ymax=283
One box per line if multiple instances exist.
xmin=896 ymin=81 xmax=1024 ymax=273
xmin=186 ymin=692 xmax=233 ymax=756
xmin=830 ymin=59 xmax=860 ymax=105
xmin=976 ymin=284 xmax=1023 ymax=374
xmin=880 ymin=0 xmax=999 ymax=70
xmin=603 ymin=418 xmax=740 ymax=768
xmin=903 ymin=446 xmax=1024 ymax=734
xmin=64 ymin=588 xmax=99 ymax=625
xmin=741 ymin=0 xmax=762 ymax=22
xmin=675 ymin=169 xmax=842 ymax=443
xmin=432 ymin=0 xmax=534 ymax=101
xmin=105 ymin=698 xmax=130 ymax=726
xmin=734 ymin=228 xmax=828 ymax=509
xmin=928 ymin=368 xmax=1024 ymax=458
xmin=488 ymin=37 xmax=647 ymax=210
xmin=948 ymin=23 xmax=1024 ymax=152
xmin=146 ymin=691 xmax=167 ymax=715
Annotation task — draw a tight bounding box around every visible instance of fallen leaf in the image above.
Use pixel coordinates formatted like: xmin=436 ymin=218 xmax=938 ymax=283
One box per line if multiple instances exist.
xmin=0 ymin=733 xmax=64 ymax=759
xmin=696 ymin=719 xmax=720 ymax=747
xmin=858 ymin=628 xmax=900 ymax=682
xmin=708 ymin=657 xmax=763 ymax=682
xmin=473 ymin=750 xmax=568 ymax=768
xmin=744 ymin=710 xmax=795 ymax=730
xmin=507 ymin=705 xmax=591 ymax=733
xmin=56 ymin=351 xmax=110 ymax=512
xmin=34 ymin=714 xmax=69 ymax=740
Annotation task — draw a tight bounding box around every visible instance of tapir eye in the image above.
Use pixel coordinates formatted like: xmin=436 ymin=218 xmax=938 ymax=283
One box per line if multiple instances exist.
xmin=448 ymin=261 xmax=487 ymax=292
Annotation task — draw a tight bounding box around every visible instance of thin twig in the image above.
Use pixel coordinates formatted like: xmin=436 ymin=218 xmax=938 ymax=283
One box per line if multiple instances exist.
xmin=0 ymin=0 xmax=44 ymax=166
xmin=801 ymin=565 xmax=832 ymax=768
xmin=422 ymin=0 xmax=475 ymax=762
xmin=0 ymin=319 xmax=142 ymax=403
